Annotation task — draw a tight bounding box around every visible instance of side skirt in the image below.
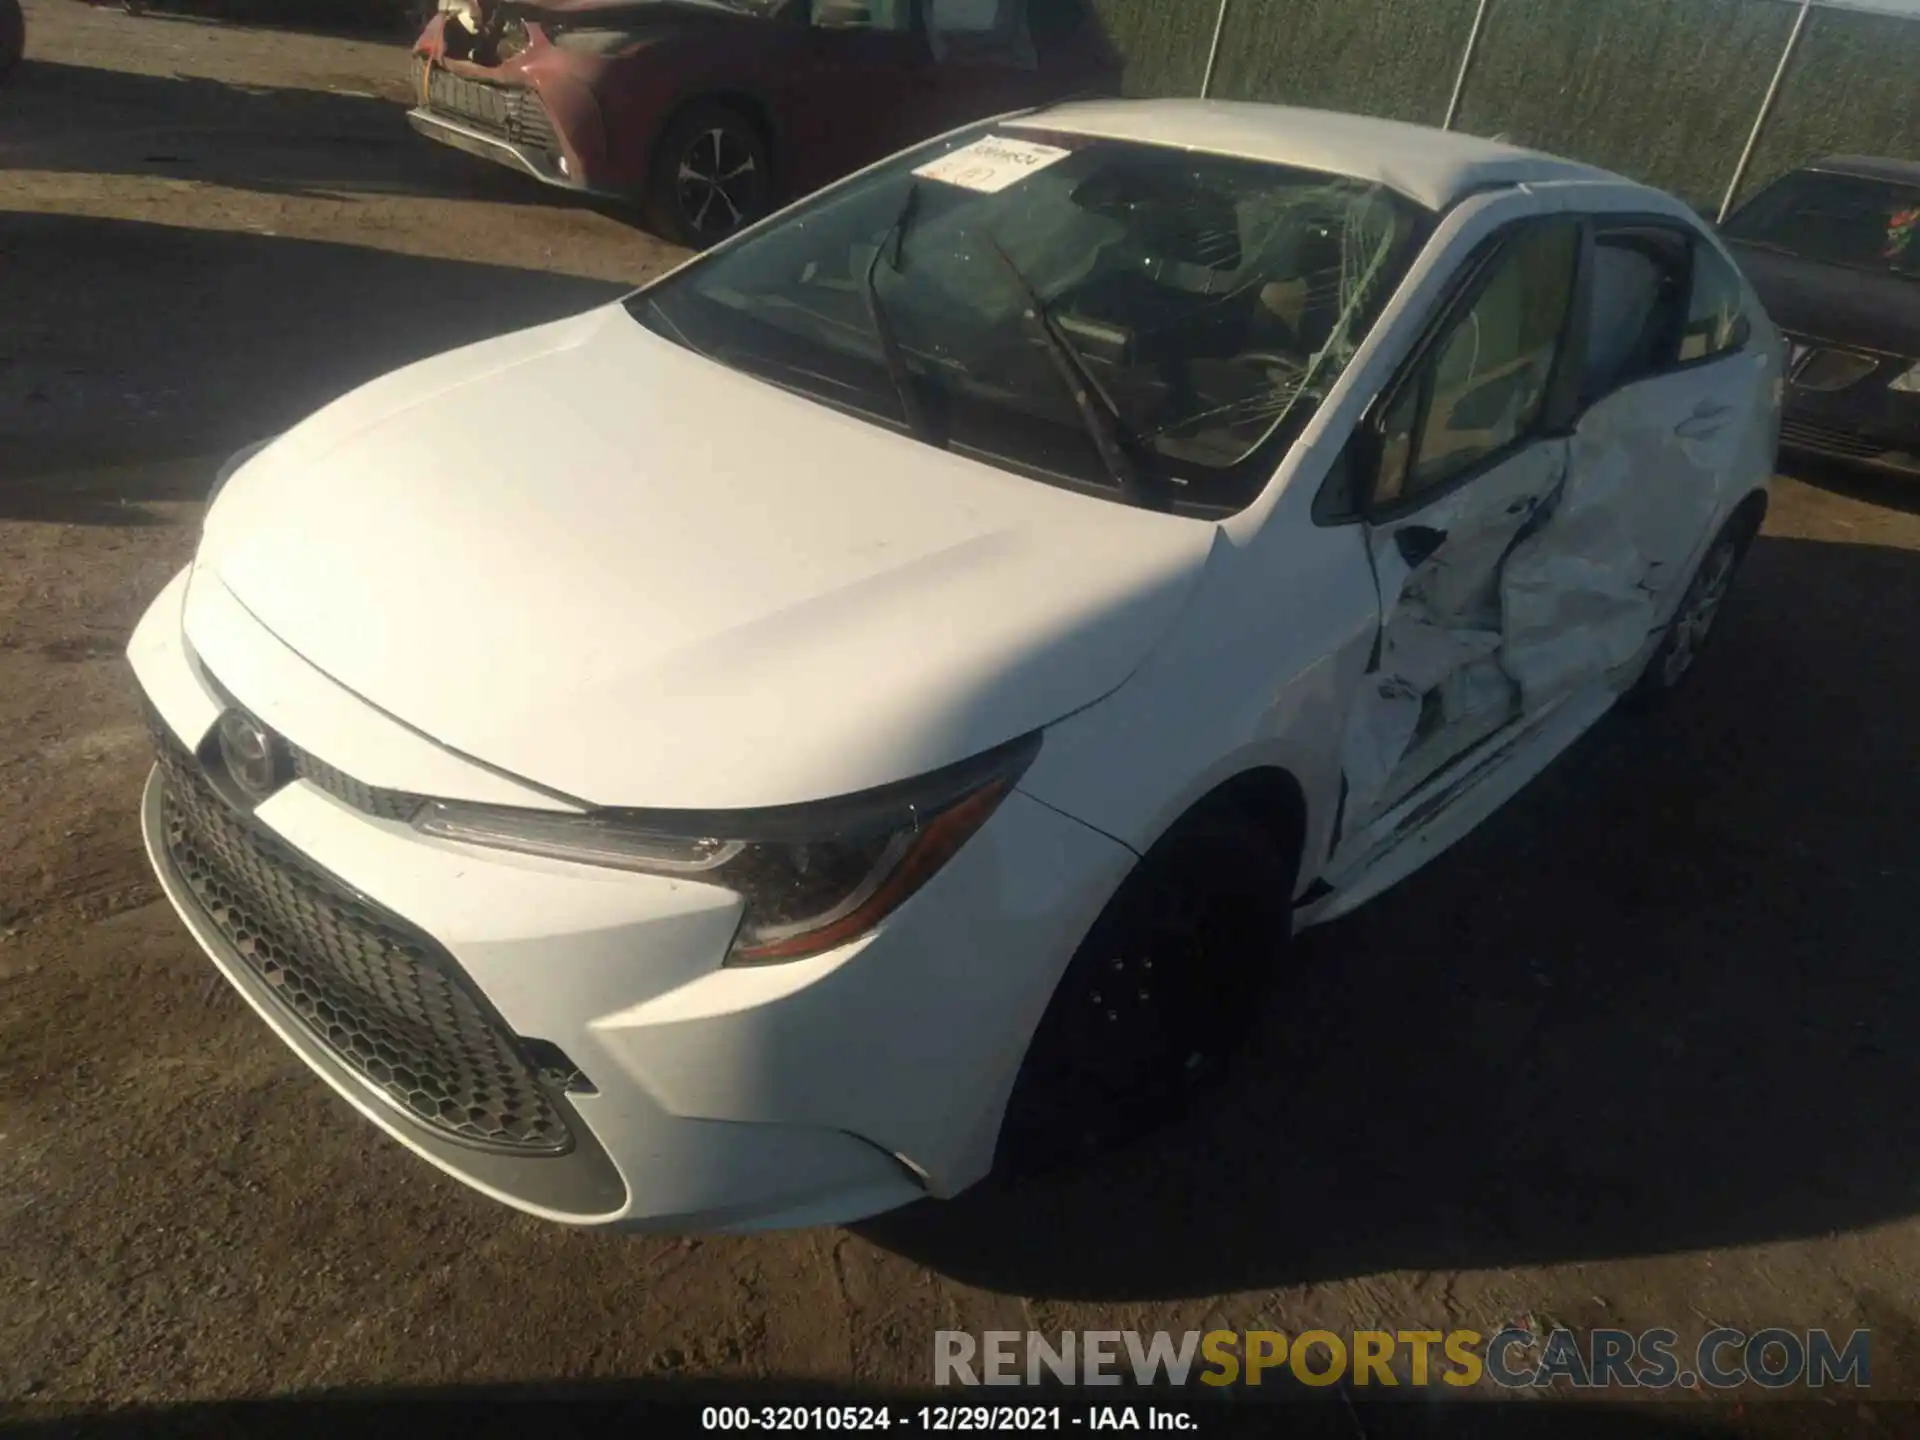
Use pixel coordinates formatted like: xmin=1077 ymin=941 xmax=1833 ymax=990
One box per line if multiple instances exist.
xmin=1294 ymin=678 xmax=1621 ymax=930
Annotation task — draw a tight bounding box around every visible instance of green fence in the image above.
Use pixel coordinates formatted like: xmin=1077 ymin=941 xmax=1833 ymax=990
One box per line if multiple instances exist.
xmin=1082 ymin=0 xmax=1920 ymax=216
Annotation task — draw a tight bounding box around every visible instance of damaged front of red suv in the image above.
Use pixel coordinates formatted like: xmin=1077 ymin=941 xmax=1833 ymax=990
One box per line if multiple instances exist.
xmin=408 ymin=0 xmax=711 ymax=199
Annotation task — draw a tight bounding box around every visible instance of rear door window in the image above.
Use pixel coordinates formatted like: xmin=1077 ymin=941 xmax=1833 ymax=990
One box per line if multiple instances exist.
xmin=1678 ymin=243 xmax=1750 ymax=363
xmin=1582 ymin=229 xmax=1688 ymax=401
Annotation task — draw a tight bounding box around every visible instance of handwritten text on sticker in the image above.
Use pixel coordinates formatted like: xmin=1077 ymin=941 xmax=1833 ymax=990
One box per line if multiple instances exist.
xmin=912 ymin=136 xmax=1073 ymax=194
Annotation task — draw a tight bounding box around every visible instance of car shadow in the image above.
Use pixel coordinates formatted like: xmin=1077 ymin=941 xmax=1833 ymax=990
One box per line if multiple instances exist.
xmin=3 ymin=53 xmax=591 ymax=207
xmin=78 ymin=0 xmax=429 ymax=43
xmin=0 ymin=212 xmax=630 ymax=517
xmin=1780 ymin=451 xmax=1920 ymax=518
xmin=861 ymin=529 xmax=1920 ymax=1301
xmin=0 ymin=1377 xmax=1785 ymax=1439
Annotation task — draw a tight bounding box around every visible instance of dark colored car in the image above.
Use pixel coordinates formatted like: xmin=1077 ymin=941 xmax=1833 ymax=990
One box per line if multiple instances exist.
xmin=1723 ymin=155 xmax=1920 ymax=479
xmin=408 ymin=0 xmax=1120 ymax=246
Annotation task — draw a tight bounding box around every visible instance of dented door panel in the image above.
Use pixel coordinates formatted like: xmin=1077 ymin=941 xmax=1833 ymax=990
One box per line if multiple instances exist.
xmin=1497 ymin=431 xmax=1649 ymax=712
xmin=1499 ymin=355 xmax=1767 ymax=713
xmin=1341 ymin=439 xmax=1568 ymax=826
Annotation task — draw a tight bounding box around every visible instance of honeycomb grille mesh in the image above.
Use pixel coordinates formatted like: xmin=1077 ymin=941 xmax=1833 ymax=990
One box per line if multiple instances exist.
xmin=153 ymin=728 xmax=572 ymax=1155
xmin=418 ymin=61 xmax=561 ymax=155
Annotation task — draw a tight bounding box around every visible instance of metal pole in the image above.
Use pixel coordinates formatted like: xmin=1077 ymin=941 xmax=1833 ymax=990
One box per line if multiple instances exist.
xmin=1200 ymin=0 xmax=1232 ymax=99
xmin=1443 ymin=0 xmax=1495 ymax=131
xmin=1718 ymin=0 xmax=1814 ymax=223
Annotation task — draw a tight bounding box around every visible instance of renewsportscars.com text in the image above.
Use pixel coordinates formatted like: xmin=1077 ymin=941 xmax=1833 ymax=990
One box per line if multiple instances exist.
xmin=933 ymin=1328 xmax=1870 ymax=1391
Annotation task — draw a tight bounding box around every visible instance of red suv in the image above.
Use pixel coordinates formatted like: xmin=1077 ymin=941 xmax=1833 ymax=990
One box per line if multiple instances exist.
xmin=409 ymin=0 xmax=1120 ymax=246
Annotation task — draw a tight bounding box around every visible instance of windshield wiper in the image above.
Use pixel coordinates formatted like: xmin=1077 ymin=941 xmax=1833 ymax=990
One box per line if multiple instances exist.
xmin=863 ymin=182 xmax=938 ymax=446
xmin=978 ymin=231 xmax=1161 ymax=510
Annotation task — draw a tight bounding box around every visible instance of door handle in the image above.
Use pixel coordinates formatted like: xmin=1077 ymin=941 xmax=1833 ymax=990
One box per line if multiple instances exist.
xmin=1395 ymin=525 xmax=1448 ymax=568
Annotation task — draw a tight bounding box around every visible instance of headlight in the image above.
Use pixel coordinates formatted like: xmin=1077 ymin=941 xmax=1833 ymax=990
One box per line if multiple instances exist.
xmin=208 ymin=437 xmax=275 ymax=506
xmin=1890 ymin=361 xmax=1920 ymax=395
xmin=413 ymin=732 xmax=1041 ymax=964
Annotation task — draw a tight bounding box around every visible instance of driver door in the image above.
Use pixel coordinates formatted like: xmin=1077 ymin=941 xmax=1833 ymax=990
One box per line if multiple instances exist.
xmin=1338 ymin=216 xmax=1584 ymax=834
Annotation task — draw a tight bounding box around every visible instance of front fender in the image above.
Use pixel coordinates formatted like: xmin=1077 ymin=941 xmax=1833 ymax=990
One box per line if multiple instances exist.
xmin=1018 ymin=520 xmax=1379 ymax=896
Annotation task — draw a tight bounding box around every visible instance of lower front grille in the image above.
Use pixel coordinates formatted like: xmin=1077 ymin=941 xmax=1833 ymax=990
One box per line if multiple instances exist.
xmin=153 ymin=729 xmax=573 ymax=1156
xmin=1780 ymin=417 xmax=1888 ymax=460
xmin=416 ymin=59 xmax=560 ymax=156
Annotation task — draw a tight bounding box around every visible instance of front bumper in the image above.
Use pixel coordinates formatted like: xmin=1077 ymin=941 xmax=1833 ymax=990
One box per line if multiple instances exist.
xmin=127 ymin=566 xmax=1135 ymax=1230
xmin=406 ymin=47 xmax=621 ymax=199
xmin=1779 ymin=340 xmax=1920 ymax=477
xmin=407 ymin=106 xmax=586 ymax=192
xmin=1779 ymin=413 xmax=1920 ymax=477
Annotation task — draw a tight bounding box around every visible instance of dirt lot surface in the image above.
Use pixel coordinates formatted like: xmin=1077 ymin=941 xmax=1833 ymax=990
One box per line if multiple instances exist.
xmin=5 ymin=2 xmax=1920 ymax=1430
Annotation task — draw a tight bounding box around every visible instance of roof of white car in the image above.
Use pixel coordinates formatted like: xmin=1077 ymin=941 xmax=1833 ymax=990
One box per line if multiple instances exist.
xmin=1008 ymin=100 xmax=1622 ymax=212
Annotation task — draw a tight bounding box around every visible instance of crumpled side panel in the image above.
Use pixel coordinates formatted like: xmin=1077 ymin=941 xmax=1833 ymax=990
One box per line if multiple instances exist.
xmin=1340 ymin=445 xmax=1563 ymax=827
xmin=1340 ymin=622 xmax=1503 ymax=818
xmin=1499 ymin=428 xmax=1657 ymax=712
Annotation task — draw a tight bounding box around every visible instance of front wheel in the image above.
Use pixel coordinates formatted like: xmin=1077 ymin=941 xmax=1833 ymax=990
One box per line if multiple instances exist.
xmin=996 ymin=814 xmax=1297 ymax=1174
xmin=644 ymin=101 xmax=771 ymax=249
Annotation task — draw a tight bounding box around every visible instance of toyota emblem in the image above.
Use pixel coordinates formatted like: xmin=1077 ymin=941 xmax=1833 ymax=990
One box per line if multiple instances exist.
xmin=216 ymin=709 xmax=284 ymax=801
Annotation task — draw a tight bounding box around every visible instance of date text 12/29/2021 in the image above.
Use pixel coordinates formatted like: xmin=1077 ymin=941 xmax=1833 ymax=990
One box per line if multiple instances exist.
xmin=701 ymin=1406 xmax=1196 ymax=1431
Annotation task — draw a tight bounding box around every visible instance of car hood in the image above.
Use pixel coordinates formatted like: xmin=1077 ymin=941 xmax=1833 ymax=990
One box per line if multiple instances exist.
xmin=1730 ymin=243 xmax=1920 ymax=356
xmin=198 ymin=305 xmax=1219 ymax=810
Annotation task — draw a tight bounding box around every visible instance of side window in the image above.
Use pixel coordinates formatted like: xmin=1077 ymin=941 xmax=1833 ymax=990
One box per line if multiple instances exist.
xmin=1028 ymin=0 xmax=1091 ymax=44
xmin=1373 ymin=218 xmax=1579 ymax=509
xmin=1678 ymin=243 xmax=1751 ymax=362
xmin=929 ymin=0 xmax=1004 ymax=29
xmin=1580 ymin=229 xmax=1688 ymax=402
xmin=813 ymin=0 xmax=915 ymax=32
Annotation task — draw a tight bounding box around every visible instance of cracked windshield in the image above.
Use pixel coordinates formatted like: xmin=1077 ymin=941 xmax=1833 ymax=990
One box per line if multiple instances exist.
xmin=631 ymin=124 xmax=1427 ymax=513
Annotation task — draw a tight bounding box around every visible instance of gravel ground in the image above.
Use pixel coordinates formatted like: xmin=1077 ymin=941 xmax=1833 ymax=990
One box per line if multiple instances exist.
xmin=4 ymin=3 xmax=1920 ymax=1432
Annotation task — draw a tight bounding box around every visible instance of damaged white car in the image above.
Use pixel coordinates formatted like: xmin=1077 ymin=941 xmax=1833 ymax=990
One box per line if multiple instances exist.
xmin=129 ymin=100 xmax=1781 ymax=1231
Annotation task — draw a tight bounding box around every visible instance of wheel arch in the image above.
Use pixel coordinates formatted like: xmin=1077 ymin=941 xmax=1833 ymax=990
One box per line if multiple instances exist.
xmin=1148 ymin=765 xmax=1309 ymax=891
xmin=650 ymin=88 xmax=782 ymax=194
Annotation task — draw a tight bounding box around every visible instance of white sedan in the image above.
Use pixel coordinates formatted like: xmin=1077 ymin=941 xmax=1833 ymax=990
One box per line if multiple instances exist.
xmin=128 ymin=100 xmax=1782 ymax=1231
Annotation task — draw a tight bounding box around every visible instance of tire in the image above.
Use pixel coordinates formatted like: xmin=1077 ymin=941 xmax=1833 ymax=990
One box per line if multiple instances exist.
xmin=1628 ymin=504 xmax=1761 ymax=707
xmin=643 ymin=100 xmax=772 ymax=249
xmin=0 ymin=0 xmax=24 ymax=85
xmin=996 ymin=813 xmax=1298 ymax=1174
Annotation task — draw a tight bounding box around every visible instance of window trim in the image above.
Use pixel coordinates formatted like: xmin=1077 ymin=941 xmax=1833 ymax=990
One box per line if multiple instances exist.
xmin=1351 ymin=214 xmax=1588 ymax=526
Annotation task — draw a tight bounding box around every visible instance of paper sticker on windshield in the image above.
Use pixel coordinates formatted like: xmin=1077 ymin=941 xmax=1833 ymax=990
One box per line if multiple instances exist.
xmin=913 ymin=136 xmax=1071 ymax=194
